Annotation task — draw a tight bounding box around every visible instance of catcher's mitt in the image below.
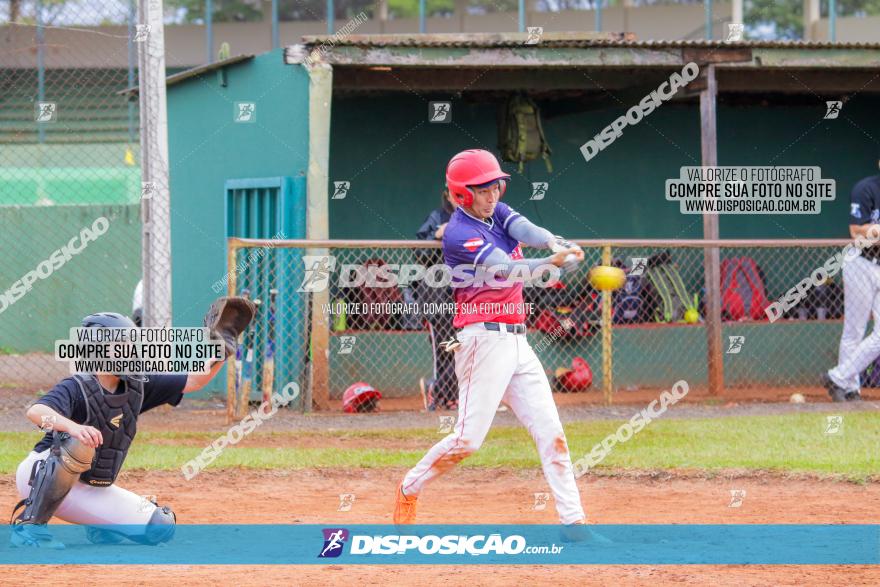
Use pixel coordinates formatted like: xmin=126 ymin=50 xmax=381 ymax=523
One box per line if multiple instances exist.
xmin=204 ymin=296 xmax=257 ymax=358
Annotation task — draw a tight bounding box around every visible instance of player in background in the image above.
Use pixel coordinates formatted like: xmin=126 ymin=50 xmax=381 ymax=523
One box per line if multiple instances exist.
xmin=394 ymin=149 xmax=589 ymax=530
xmin=414 ymin=188 xmax=460 ymax=410
xmin=823 ymin=161 xmax=880 ymax=402
xmin=10 ymin=298 xmax=255 ymax=548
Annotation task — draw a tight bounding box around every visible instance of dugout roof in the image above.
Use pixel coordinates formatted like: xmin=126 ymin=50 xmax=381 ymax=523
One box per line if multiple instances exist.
xmin=284 ymin=33 xmax=880 ymax=98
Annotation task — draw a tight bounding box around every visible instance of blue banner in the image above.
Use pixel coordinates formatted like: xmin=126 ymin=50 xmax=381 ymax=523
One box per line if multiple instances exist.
xmin=2 ymin=524 xmax=878 ymax=565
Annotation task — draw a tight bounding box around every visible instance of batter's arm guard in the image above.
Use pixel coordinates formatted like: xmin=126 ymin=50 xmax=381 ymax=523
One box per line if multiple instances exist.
xmin=11 ymin=433 xmax=94 ymax=526
xmin=506 ymin=215 xmax=555 ymax=248
xmin=203 ymin=296 xmax=258 ymax=359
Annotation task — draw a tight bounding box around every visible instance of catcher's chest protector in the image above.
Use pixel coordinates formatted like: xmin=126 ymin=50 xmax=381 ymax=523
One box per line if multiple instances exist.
xmin=72 ymin=374 xmax=144 ymax=486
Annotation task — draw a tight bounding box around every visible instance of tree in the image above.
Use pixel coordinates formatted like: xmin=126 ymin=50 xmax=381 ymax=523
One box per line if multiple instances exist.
xmin=9 ymin=0 xmax=21 ymax=22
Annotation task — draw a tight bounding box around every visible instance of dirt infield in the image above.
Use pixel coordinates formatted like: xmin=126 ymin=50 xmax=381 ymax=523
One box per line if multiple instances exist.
xmin=1 ymin=469 xmax=878 ymax=585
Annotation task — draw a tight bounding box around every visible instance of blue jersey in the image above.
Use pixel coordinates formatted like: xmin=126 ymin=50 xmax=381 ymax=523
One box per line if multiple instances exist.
xmin=442 ymin=202 xmax=527 ymax=328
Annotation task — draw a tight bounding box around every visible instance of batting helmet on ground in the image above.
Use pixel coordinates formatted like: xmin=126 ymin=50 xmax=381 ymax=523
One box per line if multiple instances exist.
xmin=446 ymin=149 xmax=511 ymax=207
xmin=343 ymin=382 xmax=382 ymax=413
xmin=554 ymin=357 xmax=593 ymax=392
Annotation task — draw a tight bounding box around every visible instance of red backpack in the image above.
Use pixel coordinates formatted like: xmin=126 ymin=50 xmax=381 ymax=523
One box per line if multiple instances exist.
xmin=720 ymin=257 xmax=770 ymax=320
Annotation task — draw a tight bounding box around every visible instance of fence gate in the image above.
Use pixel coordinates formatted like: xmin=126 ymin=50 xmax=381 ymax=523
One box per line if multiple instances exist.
xmin=224 ymin=176 xmax=306 ymax=407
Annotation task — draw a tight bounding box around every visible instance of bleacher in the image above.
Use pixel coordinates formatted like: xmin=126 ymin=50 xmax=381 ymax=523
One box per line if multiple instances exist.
xmin=0 ymin=67 xmax=178 ymax=206
xmin=0 ymin=68 xmax=137 ymax=144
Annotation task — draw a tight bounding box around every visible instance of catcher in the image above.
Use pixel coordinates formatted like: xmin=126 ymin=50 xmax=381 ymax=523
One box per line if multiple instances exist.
xmin=10 ymin=297 xmax=256 ymax=548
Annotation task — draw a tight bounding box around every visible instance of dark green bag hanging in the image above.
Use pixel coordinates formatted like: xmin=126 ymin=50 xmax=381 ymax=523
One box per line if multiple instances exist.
xmin=498 ymin=94 xmax=553 ymax=173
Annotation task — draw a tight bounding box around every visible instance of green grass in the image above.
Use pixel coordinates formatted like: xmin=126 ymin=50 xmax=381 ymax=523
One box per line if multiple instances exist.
xmin=1 ymin=412 xmax=878 ymax=481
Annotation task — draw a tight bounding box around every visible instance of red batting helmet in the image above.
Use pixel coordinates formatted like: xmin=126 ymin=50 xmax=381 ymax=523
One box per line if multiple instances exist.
xmin=343 ymin=381 xmax=382 ymax=413
xmin=556 ymin=357 xmax=593 ymax=392
xmin=446 ymin=149 xmax=511 ymax=207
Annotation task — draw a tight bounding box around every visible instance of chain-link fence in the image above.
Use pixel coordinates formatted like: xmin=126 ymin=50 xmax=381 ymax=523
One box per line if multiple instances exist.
xmin=0 ymin=2 xmax=173 ymax=412
xmin=223 ymin=238 xmax=857 ymax=418
xmin=1 ymin=1 xmax=141 ymax=408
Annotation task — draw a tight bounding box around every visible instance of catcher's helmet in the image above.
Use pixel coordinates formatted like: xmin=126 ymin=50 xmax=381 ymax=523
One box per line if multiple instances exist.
xmin=82 ymin=312 xmax=136 ymax=330
xmin=446 ymin=149 xmax=511 ymax=208
xmin=81 ymin=312 xmax=145 ymax=382
xmin=343 ymin=381 xmax=382 ymax=413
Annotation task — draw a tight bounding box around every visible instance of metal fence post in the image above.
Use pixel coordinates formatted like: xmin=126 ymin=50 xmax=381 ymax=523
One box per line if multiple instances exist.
xmin=602 ymin=244 xmax=613 ymax=405
xmin=327 ymin=0 xmax=334 ymax=34
xmin=704 ymin=0 xmax=713 ymax=40
xmin=206 ymin=0 xmax=213 ymax=63
xmin=36 ymin=0 xmax=45 ymax=144
xmin=829 ymin=0 xmax=837 ymax=42
xmin=700 ymin=64 xmax=723 ymax=395
xmin=271 ymin=0 xmax=279 ymax=49
xmin=138 ymin=0 xmax=173 ymax=329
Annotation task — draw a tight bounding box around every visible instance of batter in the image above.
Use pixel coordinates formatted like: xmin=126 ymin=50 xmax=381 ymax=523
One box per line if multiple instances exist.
xmin=394 ymin=149 xmax=587 ymax=526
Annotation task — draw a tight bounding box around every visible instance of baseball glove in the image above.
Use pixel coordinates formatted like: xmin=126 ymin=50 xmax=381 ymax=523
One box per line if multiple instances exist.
xmin=204 ymin=296 xmax=257 ymax=358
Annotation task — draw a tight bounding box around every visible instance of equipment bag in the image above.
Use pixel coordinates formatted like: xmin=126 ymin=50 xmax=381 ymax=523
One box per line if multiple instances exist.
xmin=497 ymin=94 xmax=552 ymax=173
xmin=613 ymin=272 xmax=645 ymax=324
xmin=720 ymin=257 xmax=770 ymax=321
xmin=801 ymin=280 xmax=843 ymax=320
xmin=645 ymin=252 xmax=698 ymax=323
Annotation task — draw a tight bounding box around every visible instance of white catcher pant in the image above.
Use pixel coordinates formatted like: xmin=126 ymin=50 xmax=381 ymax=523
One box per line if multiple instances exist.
xmin=401 ymin=323 xmax=586 ymax=524
xmin=16 ymin=450 xmax=157 ymax=534
xmin=829 ymin=255 xmax=880 ymax=391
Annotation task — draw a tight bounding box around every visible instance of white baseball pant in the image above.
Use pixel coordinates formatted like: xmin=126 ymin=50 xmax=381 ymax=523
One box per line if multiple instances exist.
xmin=828 ymin=255 xmax=880 ymax=391
xmin=401 ymin=323 xmax=586 ymax=524
xmin=16 ymin=450 xmax=157 ymax=534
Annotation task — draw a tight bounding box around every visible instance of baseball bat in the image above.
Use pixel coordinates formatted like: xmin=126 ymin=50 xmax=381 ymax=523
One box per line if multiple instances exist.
xmin=233 ymin=289 xmax=251 ymax=417
xmin=239 ymin=298 xmax=261 ymax=418
xmin=262 ymin=288 xmax=277 ymax=406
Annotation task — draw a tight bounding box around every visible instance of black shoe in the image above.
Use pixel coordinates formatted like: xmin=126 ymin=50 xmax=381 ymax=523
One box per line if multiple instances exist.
xmin=845 ymin=390 xmax=862 ymax=402
xmin=822 ymin=372 xmax=849 ymax=403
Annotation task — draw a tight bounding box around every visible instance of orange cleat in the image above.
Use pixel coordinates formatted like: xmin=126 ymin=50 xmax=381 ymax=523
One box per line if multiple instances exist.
xmin=393 ymin=482 xmax=418 ymax=524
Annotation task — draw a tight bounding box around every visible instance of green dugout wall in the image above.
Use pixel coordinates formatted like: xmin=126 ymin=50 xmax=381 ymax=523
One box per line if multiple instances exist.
xmin=328 ymin=94 xmax=879 ymax=240
xmin=166 ymin=50 xmax=310 ymax=395
xmin=167 ymin=50 xmax=310 ymax=329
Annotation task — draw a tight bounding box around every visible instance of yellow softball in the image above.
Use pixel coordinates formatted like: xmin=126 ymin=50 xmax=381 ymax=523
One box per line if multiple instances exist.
xmin=589 ymin=265 xmax=626 ymax=291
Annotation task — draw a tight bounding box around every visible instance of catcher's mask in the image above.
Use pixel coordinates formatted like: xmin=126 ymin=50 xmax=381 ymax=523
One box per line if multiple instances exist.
xmin=80 ymin=312 xmax=147 ymax=383
xmin=342 ymin=382 xmax=382 ymax=413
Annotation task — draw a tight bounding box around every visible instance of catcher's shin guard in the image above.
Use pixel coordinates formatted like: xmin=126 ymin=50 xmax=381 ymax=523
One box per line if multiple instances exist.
xmin=128 ymin=504 xmax=177 ymax=545
xmin=88 ymin=501 xmax=176 ymax=546
xmin=11 ymin=433 xmax=94 ymax=526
